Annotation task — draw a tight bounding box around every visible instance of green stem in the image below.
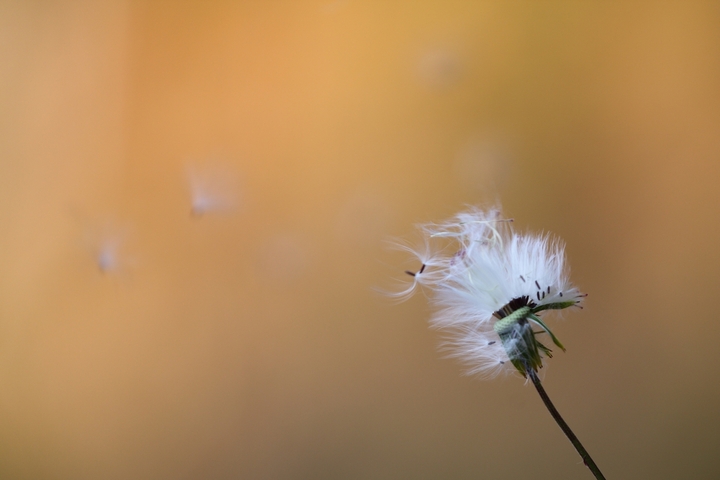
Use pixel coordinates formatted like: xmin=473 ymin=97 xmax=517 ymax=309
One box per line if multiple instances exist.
xmin=527 ymin=368 xmax=606 ymax=480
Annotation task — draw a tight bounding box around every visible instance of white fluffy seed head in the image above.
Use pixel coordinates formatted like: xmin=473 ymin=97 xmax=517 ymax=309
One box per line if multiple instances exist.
xmin=395 ymin=206 xmax=584 ymax=379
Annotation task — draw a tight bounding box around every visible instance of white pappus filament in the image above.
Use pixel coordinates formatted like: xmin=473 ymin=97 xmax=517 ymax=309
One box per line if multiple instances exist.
xmin=395 ymin=206 xmax=585 ymax=379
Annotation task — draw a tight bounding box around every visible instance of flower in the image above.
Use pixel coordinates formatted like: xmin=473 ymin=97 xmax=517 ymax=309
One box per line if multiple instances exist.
xmin=397 ymin=206 xmax=585 ymax=379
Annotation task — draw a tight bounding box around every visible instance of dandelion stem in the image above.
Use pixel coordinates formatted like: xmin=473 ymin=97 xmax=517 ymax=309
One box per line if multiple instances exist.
xmin=527 ymin=368 xmax=606 ymax=480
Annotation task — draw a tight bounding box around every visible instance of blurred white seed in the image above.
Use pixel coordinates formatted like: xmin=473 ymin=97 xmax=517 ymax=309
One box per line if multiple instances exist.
xmin=79 ymin=219 xmax=136 ymax=275
xmin=417 ymin=48 xmax=462 ymax=89
xmin=186 ymin=163 xmax=240 ymax=217
xmin=96 ymin=236 xmax=122 ymax=273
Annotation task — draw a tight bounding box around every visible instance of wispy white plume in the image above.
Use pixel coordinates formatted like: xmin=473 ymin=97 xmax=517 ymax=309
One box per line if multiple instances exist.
xmin=394 ymin=206 xmax=585 ymax=379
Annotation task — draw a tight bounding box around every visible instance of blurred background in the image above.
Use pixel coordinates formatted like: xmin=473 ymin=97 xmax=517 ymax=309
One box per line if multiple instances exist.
xmin=1 ymin=1 xmax=720 ymax=478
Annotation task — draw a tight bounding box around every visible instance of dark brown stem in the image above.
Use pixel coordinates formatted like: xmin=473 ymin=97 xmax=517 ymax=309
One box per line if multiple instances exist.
xmin=527 ymin=368 xmax=606 ymax=479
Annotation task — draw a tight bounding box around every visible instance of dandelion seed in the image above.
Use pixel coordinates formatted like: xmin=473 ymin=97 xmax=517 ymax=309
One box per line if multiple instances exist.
xmin=76 ymin=217 xmax=136 ymax=276
xmin=186 ymin=163 xmax=239 ymax=216
xmin=96 ymin=237 xmax=122 ymax=273
xmin=391 ymin=206 xmax=606 ymax=479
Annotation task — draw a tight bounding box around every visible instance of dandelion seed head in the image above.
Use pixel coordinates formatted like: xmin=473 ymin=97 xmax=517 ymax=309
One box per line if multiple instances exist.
xmin=393 ymin=206 xmax=584 ymax=378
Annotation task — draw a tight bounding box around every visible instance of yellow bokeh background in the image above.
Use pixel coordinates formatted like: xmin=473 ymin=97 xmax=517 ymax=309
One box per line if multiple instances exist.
xmin=2 ymin=1 xmax=720 ymax=478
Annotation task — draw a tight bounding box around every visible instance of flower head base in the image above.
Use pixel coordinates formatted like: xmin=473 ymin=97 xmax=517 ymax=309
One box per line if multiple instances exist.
xmin=398 ymin=207 xmax=585 ymax=379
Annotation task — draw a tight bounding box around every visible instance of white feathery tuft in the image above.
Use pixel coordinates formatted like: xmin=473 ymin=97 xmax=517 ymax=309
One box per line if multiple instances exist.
xmin=394 ymin=206 xmax=584 ymax=379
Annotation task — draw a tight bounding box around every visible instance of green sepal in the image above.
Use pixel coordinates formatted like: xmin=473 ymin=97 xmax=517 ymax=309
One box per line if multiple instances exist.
xmin=535 ymin=339 xmax=554 ymax=358
xmin=528 ymin=313 xmax=565 ymax=352
xmin=532 ymin=301 xmax=577 ymax=314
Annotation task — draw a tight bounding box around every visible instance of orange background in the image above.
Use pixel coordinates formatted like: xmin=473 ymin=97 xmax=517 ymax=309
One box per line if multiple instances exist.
xmin=2 ymin=1 xmax=720 ymax=478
